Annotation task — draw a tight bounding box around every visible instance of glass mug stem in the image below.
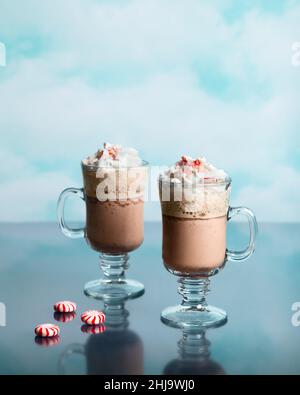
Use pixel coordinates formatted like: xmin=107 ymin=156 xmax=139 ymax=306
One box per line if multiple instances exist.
xmin=178 ymin=277 xmax=210 ymax=309
xmin=100 ymin=253 xmax=128 ymax=281
xmin=178 ymin=331 xmax=210 ymax=360
xmin=227 ymin=206 xmax=258 ymax=262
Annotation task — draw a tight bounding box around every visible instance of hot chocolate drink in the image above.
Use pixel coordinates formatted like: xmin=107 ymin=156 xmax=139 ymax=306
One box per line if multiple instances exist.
xmin=162 ymin=215 xmax=227 ymax=273
xmin=82 ymin=143 xmax=146 ymax=254
xmin=159 ymin=155 xmax=230 ymax=273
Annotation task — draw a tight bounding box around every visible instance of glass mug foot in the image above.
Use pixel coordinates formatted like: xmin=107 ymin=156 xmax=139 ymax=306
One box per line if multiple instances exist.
xmin=161 ymin=276 xmax=228 ymax=330
xmin=84 ymin=279 xmax=145 ymax=302
xmin=161 ymin=304 xmax=227 ymax=330
xmin=84 ymin=253 xmax=144 ymax=302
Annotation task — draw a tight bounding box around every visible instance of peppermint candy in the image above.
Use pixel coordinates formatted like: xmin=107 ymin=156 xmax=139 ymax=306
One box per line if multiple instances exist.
xmin=81 ymin=310 xmax=105 ymax=326
xmin=35 ymin=323 xmax=60 ymax=338
xmin=54 ymin=301 xmax=77 ymax=313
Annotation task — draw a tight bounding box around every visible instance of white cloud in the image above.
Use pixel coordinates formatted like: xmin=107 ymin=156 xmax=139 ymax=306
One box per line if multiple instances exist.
xmin=234 ymin=166 xmax=300 ymax=222
xmin=0 ymin=0 xmax=231 ymax=66
xmin=0 ymin=65 xmax=296 ymax=169
xmin=0 ymin=169 xmax=80 ymax=222
xmin=0 ymin=0 xmax=299 ymax=221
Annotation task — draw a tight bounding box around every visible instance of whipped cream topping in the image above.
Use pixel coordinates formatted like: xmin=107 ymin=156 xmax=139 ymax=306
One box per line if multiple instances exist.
xmin=161 ymin=155 xmax=228 ymax=185
xmin=83 ymin=143 xmax=143 ymax=168
xmin=159 ymin=155 xmax=230 ymax=219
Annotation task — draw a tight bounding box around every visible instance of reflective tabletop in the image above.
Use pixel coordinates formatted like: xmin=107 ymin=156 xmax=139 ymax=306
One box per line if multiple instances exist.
xmin=0 ymin=222 xmax=299 ymax=375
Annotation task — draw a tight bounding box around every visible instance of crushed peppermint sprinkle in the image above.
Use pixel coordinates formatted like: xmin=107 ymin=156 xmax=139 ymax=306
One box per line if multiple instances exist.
xmin=176 ymin=156 xmax=204 ymax=168
xmin=96 ymin=143 xmax=121 ymax=161
xmin=83 ymin=143 xmax=143 ymax=168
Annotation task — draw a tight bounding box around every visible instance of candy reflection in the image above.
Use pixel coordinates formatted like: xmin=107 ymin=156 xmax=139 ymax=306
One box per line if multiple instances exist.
xmin=54 ymin=312 xmax=76 ymax=323
xmin=81 ymin=324 xmax=106 ymax=334
xmin=35 ymin=336 xmax=61 ymax=347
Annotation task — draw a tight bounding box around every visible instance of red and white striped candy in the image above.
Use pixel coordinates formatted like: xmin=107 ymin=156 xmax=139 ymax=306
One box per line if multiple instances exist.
xmin=81 ymin=310 xmax=105 ymax=326
xmin=35 ymin=323 xmax=60 ymax=338
xmin=54 ymin=301 xmax=77 ymax=313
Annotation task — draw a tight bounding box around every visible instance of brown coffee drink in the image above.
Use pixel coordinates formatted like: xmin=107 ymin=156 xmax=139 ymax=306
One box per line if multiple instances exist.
xmin=159 ymin=155 xmax=230 ymax=274
xmin=81 ymin=143 xmax=147 ymax=254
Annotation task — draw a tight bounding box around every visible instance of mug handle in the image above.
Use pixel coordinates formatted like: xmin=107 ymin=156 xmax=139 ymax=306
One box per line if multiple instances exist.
xmin=226 ymin=206 xmax=258 ymax=262
xmin=58 ymin=343 xmax=85 ymax=375
xmin=57 ymin=187 xmax=85 ymax=239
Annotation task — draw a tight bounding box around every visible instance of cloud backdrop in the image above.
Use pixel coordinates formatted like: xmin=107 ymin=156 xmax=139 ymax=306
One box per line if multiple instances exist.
xmin=0 ymin=0 xmax=299 ymax=222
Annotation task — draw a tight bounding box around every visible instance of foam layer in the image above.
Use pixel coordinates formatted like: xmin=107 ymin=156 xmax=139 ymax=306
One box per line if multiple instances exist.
xmin=82 ymin=143 xmax=147 ymax=201
xmin=159 ymin=156 xmax=230 ymax=219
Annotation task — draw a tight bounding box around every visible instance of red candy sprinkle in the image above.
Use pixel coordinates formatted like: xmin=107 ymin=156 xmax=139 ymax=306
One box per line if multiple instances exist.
xmin=178 ymin=156 xmax=188 ymax=166
xmin=35 ymin=323 xmax=60 ymax=338
xmin=108 ymin=148 xmax=117 ymax=159
xmin=176 ymin=156 xmax=203 ymax=169
xmin=96 ymin=149 xmax=104 ymax=159
xmin=193 ymin=159 xmax=201 ymax=167
xmin=54 ymin=301 xmax=77 ymax=313
xmin=81 ymin=310 xmax=106 ymax=326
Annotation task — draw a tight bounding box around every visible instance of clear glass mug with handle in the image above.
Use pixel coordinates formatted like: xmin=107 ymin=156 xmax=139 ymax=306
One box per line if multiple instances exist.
xmin=57 ymin=160 xmax=148 ymax=302
xmin=159 ymin=174 xmax=258 ymax=329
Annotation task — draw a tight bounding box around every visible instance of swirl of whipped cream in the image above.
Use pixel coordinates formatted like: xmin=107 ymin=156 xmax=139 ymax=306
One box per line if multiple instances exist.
xmin=159 ymin=156 xmax=230 ymax=219
xmin=83 ymin=143 xmax=143 ymax=168
xmin=161 ymin=155 xmax=228 ymax=184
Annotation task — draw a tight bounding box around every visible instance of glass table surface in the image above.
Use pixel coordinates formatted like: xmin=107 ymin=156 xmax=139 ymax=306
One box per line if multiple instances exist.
xmin=0 ymin=222 xmax=299 ymax=375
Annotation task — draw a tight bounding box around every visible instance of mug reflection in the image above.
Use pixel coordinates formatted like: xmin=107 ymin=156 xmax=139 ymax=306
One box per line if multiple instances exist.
xmin=59 ymin=301 xmax=143 ymax=375
xmin=163 ymin=328 xmax=225 ymax=375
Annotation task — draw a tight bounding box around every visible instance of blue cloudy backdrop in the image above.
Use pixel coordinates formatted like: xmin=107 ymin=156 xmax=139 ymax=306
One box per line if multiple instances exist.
xmin=0 ymin=0 xmax=299 ymax=222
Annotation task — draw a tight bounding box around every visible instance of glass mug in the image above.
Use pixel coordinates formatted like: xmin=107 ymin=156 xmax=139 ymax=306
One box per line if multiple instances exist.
xmin=57 ymin=160 xmax=148 ymax=301
xmin=159 ymin=174 xmax=258 ymax=329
